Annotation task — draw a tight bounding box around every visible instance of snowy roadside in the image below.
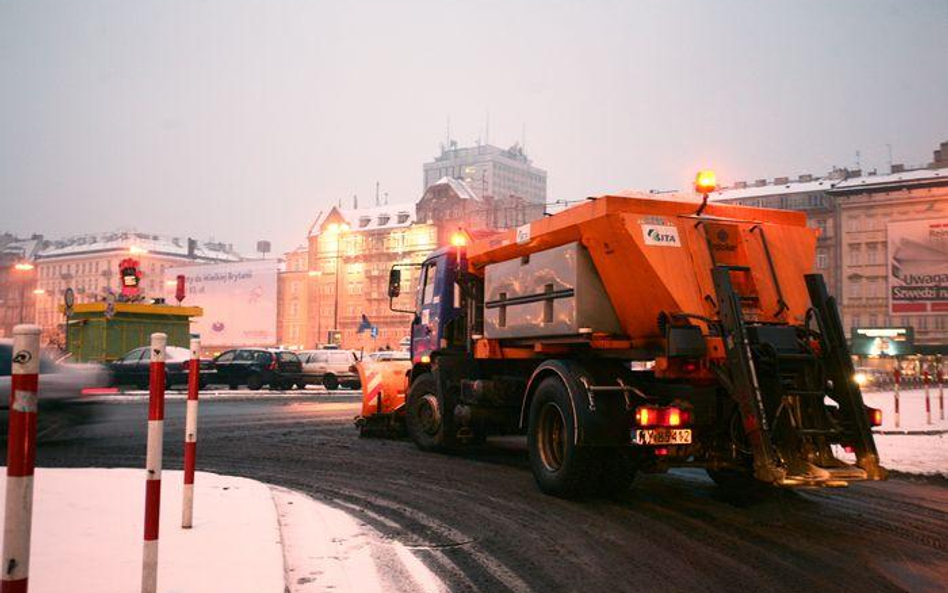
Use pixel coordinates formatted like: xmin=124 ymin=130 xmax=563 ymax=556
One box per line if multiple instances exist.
xmin=842 ymin=389 xmax=948 ymax=478
xmin=0 ymin=468 xmax=445 ymax=593
xmin=82 ymin=387 xmax=361 ymax=403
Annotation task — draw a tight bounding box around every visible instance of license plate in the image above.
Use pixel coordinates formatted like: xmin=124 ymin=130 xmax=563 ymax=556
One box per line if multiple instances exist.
xmin=634 ymin=428 xmax=692 ymax=445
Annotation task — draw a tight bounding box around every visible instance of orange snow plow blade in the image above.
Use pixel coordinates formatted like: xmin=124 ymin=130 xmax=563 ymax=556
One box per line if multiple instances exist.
xmin=354 ymin=358 xmax=411 ymax=435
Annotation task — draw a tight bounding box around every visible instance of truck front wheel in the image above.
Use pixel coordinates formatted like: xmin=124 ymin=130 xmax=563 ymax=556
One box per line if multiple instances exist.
xmin=528 ymin=377 xmax=598 ymax=498
xmin=406 ymin=373 xmax=455 ymax=451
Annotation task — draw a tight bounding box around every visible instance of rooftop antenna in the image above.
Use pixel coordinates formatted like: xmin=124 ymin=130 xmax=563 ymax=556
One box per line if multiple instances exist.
xmin=521 ymin=123 xmax=527 ymax=155
xmin=446 ymin=116 xmax=451 ymax=148
xmin=375 ymin=181 xmax=380 ymax=207
xmin=855 ymin=150 xmax=861 ymax=170
xmin=353 ymin=194 xmax=358 ymax=209
xmin=384 ymin=192 xmax=389 ymax=205
xmin=886 ymin=144 xmax=893 ymax=169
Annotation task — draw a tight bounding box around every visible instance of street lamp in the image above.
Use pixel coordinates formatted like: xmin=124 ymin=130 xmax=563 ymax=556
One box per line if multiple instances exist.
xmin=12 ymin=262 xmax=36 ymax=323
xmin=332 ymin=224 xmax=350 ymax=345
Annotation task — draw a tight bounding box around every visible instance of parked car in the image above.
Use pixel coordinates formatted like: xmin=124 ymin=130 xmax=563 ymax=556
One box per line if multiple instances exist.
xmin=213 ymin=348 xmax=303 ymax=390
xmin=109 ymin=346 xmax=215 ymax=389
xmin=0 ymin=339 xmax=109 ymax=439
xmin=298 ymin=349 xmax=360 ymax=390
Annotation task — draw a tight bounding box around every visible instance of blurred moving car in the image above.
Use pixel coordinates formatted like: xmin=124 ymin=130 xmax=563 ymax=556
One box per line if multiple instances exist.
xmin=367 ymin=350 xmax=410 ymax=362
xmin=298 ymin=349 xmax=360 ymax=390
xmin=109 ymin=346 xmax=215 ymax=389
xmin=213 ymin=348 xmax=303 ymax=390
xmin=0 ymin=339 xmax=109 ymax=439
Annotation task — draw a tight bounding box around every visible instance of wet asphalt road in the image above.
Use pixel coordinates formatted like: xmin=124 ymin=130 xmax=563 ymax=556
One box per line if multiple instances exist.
xmin=23 ymin=394 xmax=948 ymax=593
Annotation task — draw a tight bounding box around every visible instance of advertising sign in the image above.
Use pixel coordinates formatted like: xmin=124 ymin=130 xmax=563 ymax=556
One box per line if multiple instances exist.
xmin=850 ymin=327 xmax=914 ymax=357
xmin=888 ymin=218 xmax=948 ymax=316
xmin=165 ymin=260 xmax=278 ymax=347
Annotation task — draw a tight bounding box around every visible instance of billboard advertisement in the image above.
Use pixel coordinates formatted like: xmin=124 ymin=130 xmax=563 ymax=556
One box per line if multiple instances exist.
xmin=887 ymin=218 xmax=948 ymax=316
xmin=165 ymin=260 xmax=278 ymax=347
xmin=850 ymin=327 xmax=915 ymax=357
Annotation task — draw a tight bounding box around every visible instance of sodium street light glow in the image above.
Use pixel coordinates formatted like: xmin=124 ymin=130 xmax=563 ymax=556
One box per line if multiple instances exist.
xmin=129 ymin=246 xmax=148 ymax=255
xmin=14 ymin=262 xmax=35 ymax=271
xmin=32 ymin=288 xmax=45 ymax=295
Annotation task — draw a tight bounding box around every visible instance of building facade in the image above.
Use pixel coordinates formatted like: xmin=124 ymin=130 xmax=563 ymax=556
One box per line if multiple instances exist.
xmin=416 ymin=176 xmax=543 ymax=245
xmin=32 ymin=232 xmax=240 ymax=345
xmin=712 ymin=141 xmax=948 ymax=352
xmin=0 ymin=234 xmax=44 ymax=338
xmin=422 ymin=142 xmax=547 ymax=206
xmin=277 ymin=246 xmax=311 ymax=350
xmin=302 ymin=205 xmax=438 ymax=350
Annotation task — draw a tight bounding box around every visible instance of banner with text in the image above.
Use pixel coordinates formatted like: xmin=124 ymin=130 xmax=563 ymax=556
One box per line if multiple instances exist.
xmin=887 ymin=218 xmax=948 ymax=316
xmin=165 ymin=260 xmax=278 ymax=346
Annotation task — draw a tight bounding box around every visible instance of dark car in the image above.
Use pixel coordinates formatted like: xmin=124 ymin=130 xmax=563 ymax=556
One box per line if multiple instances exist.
xmin=109 ymin=346 xmax=215 ymax=390
xmin=213 ymin=348 xmax=303 ymax=390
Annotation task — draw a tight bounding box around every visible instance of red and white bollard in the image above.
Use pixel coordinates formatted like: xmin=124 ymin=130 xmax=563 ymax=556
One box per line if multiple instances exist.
xmin=142 ymin=333 xmax=166 ymax=593
xmin=924 ymin=371 xmax=932 ymax=426
xmin=893 ymin=368 xmax=901 ymax=429
xmin=182 ymin=337 xmax=201 ymax=529
xmin=938 ymin=369 xmax=945 ymax=422
xmin=2 ymin=325 xmax=41 ymax=593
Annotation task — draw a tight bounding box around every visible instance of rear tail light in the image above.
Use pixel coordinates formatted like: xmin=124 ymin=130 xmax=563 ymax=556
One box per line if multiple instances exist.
xmin=681 ymin=360 xmax=699 ymax=374
xmin=843 ymin=445 xmax=855 ymax=454
xmin=635 ymin=406 xmax=690 ymax=427
xmin=866 ymin=407 xmax=883 ymax=427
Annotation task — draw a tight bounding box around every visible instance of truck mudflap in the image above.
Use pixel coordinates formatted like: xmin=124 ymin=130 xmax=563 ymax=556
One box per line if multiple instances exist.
xmin=353 ymin=359 xmax=411 ymax=435
xmin=712 ymin=266 xmax=887 ymax=487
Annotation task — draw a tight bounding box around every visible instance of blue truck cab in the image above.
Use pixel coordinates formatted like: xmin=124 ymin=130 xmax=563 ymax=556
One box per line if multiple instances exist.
xmin=389 ymin=246 xmax=467 ymax=371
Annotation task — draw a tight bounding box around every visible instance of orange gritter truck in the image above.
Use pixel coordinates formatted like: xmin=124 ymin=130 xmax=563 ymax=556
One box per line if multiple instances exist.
xmin=355 ymin=189 xmax=887 ymax=497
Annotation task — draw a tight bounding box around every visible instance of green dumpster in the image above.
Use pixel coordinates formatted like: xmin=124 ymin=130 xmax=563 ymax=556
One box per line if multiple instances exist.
xmin=63 ymin=302 xmax=203 ymax=363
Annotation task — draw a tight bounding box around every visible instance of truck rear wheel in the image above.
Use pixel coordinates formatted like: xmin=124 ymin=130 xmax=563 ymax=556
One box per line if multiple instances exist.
xmin=405 ymin=373 xmax=455 ymax=451
xmin=528 ymin=377 xmax=598 ymax=498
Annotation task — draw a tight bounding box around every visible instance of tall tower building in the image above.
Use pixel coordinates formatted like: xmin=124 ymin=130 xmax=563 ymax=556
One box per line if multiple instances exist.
xmin=422 ymin=142 xmax=547 ymax=206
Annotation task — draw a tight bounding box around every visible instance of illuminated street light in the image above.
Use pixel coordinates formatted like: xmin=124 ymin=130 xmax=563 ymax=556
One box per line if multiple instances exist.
xmin=32 ymin=288 xmax=45 ymax=295
xmin=129 ymin=246 xmax=148 ymax=255
xmin=308 ymin=270 xmax=322 ymax=277
xmin=14 ymin=262 xmax=35 ymax=272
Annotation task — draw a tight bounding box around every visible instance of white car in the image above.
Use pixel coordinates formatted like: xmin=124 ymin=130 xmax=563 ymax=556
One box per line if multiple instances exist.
xmin=297 ymin=349 xmax=360 ymax=390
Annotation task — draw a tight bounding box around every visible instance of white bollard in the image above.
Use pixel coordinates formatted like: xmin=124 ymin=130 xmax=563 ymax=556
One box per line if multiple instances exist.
xmin=142 ymin=333 xmax=166 ymax=593
xmin=2 ymin=324 xmax=41 ymax=593
xmin=182 ymin=337 xmax=201 ymax=529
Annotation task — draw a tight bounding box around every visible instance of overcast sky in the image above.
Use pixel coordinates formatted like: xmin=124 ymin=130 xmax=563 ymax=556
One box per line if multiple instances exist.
xmin=2 ymin=0 xmax=947 ymax=254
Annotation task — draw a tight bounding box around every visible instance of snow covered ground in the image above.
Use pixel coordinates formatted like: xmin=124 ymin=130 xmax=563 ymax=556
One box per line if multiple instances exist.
xmin=0 ymin=468 xmax=445 ymax=593
xmin=842 ymin=389 xmax=948 ymax=478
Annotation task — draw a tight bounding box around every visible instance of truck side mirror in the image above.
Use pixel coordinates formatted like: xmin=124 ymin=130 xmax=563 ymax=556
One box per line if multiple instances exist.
xmin=388 ymin=268 xmax=402 ymax=298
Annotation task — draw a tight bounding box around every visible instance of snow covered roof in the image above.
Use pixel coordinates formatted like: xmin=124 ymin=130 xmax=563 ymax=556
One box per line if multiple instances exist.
xmin=0 ymin=235 xmax=43 ymax=260
xmin=710 ymin=178 xmax=840 ymax=201
xmin=308 ymin=204 xmax=416 ymax=236
xmin=430 ymin=176 xmax=481 ymax=201
xmin=36 ymin=231 xmax=242 ymax=262
xmin=832 ymin=166 xmax=948 ymax=191
xmin=711 ymin=166 xmax=948 ymax=201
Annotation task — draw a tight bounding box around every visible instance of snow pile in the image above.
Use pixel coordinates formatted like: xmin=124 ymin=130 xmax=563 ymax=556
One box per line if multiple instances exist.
xmin=0 ymin=468 xmax=449 ymax=593
xmin=0 ymin=469 xmax=284 ymax=593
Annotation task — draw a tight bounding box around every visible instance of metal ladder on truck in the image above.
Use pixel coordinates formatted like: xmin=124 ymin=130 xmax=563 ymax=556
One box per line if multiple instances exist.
xmin=711 ymin=265 xmax=886 ymax=486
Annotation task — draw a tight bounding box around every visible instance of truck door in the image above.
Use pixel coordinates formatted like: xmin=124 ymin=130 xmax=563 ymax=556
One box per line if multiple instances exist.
xmin=412 ymin=257 xmax=441 ymax=363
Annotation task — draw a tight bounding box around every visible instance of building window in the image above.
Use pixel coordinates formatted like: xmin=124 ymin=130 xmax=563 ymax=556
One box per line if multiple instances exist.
xmin=848 ymin=281 xmax=861 ymax=299
xmin=816 ymin=251 xmax=828 ymax=270
xmin=849 ymin=244 xmax=861 ymax=265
